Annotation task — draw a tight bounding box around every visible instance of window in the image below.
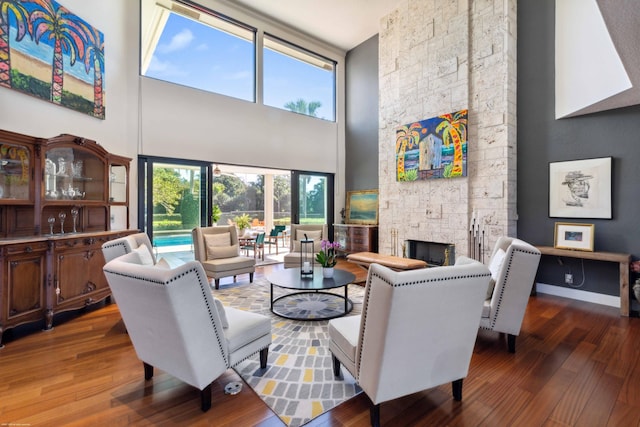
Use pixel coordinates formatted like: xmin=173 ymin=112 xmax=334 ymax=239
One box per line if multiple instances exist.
xmin=141 ymin=0 xmax=255 ymax=102
xmin=140 ymin=1 xmax=338 ymax=121
xmin=263 ymin=34 xmax=336 ymax=121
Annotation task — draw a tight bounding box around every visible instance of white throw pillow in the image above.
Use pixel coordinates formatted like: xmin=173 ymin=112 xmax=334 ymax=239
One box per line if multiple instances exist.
xmin=214 ymin=298 xmax=229 ymax=328
xmin=488 ymin=248 xmax=506 ymax=281
xmin=486 ymin=248 xmax=506 ymax=300
xmin=134 ymin=244 xmax=154 ymax=266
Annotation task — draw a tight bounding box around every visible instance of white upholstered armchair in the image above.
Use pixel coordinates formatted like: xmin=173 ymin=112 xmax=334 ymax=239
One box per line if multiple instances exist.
xmin=101 ymin=232 xmax=155 ymax=263
xmin=328 ymin=258 xmax=491 ymax=426
xmin=480 ymin=236 xmax=541 ymax=353
xmin=102 ymin=251 xmax=271 ymax=411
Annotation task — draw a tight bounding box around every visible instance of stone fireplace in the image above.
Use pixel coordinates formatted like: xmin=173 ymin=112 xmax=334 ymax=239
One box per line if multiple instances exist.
xmin=406 ymin=240 xmax=455 ymax=267
xmin=377 ymin=1 xmax=517 ymax=259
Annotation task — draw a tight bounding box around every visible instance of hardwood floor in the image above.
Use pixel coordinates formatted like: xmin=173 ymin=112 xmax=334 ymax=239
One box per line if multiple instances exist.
xmin=1 ymin=260 xmax=639 ymax=426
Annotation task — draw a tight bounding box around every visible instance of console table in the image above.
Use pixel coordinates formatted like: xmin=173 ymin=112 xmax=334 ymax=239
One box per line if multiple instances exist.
xmin=536 ymin=246 xmax=631 ymax=316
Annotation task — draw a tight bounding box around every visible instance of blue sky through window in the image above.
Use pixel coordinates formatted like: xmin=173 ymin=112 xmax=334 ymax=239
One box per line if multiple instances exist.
xmin=144 ymin=13 xmax=255 ymax=101
xmin=142 ymin=10 xmax=335 ymax=121
xmin=263 ymin=46 xmax=335 ymax=121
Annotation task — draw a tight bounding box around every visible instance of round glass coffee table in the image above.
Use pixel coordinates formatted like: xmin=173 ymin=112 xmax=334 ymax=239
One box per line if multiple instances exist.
xmin=267 ymin=267 xmax=356 ymax=320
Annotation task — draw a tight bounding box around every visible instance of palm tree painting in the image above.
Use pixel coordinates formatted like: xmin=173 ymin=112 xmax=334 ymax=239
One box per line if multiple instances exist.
xmin=0 ymin=0 xmax=105 ymax=119
xmin=395 ymin=109 xmax=468 ymax=181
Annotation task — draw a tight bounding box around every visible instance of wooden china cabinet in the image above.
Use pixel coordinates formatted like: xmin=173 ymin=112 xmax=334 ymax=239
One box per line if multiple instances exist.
xmin=0 ymin=129 xmax=134 ymax=346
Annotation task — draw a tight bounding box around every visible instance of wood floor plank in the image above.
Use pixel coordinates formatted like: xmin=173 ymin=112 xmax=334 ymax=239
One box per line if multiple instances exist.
xmin=574 ymin=373 xmax=624 ymax=426
xmin=510 ymin=367 xmax=576 ymax=426
xmin=0 ymin=260 xmax=639 ymax=426
xmin=548 ymin=359 xmax=606 ymax=425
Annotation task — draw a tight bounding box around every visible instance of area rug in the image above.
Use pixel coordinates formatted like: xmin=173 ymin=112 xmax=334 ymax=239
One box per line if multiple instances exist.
xmin=214 ymin=279 xmax=364 ymax=426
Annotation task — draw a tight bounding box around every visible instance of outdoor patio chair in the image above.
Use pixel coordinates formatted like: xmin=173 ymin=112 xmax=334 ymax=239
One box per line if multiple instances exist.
xmin=264 ymin=225 xmax=286 ymax=254
xmin=242 ymin=232 xmax=265 ymax=260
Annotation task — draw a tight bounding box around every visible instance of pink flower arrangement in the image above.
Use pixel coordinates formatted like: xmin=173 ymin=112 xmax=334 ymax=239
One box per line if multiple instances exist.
xmin=315 ymin=240 xmax=341 ymax=267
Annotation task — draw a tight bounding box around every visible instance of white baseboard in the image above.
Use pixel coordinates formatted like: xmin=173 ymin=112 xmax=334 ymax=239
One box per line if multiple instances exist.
xmin=535 ymin=282 xmax=620 ymax=308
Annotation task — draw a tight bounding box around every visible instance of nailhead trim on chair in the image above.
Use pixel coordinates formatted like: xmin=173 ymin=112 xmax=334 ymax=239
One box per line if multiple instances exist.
xmin=194 ymin=268 xmax=229 ymax=367
xmin=230 ymin=345 xmax=270 ymax=367
xmin=356 ymin=269 xmax=492 ymax=378
xmin=479 ymin=247 xmax=540 ymax=331
xmin=104 ymin=266 xmax=230 ymax=367
xmin=102 ymin=240 xmax=130 ymax=254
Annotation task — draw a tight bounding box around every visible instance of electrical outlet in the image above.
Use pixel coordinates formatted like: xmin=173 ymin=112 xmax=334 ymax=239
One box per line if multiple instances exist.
xmin=565 ymin=273 xmax=573 ymax=285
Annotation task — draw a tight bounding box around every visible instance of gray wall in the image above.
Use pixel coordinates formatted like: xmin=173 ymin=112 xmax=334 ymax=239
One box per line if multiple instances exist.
xmin=344 ymin=2 xmax=640 ymax=299
xmin=518 ymin=0 xmax=640 ymax=297
xmin=345 ymin=35 xmax=379 ymax=192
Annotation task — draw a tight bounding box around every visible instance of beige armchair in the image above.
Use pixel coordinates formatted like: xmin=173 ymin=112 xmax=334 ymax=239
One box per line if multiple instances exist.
xmin=480 ymin=236 xmax=541 ymax=353
xmin=329 ymin=258 xmax=491 ymax=426
xmin=283 ymin=224 xmax=328 ymax=268
xmin=192 ymin=226 xmax=256 ymax=289
xmin=103 ymin=250 xmax=271 ymax=411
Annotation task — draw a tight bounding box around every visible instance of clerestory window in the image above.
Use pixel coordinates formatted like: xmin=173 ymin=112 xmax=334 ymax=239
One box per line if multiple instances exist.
xmin=140 ymin=1 xmax=336 ymax=121
xmin=141 ymin=0 xmax=256 ymax=102
xmin=263 ymin=34 xmax=336 ymax=121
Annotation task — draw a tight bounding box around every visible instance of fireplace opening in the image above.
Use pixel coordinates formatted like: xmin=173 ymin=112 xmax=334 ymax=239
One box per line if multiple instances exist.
xmin=405 ymin=240 xmax=455 ymax=266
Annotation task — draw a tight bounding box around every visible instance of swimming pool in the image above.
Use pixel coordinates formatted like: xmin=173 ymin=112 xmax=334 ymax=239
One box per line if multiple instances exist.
xmin=153 ymin=234 xmax=193 ymax=247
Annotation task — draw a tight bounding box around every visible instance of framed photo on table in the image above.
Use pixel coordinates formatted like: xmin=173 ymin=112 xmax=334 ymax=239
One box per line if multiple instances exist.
xmin=549 ymin=157 xmax=612 ymax=219
xmin=554 ymin=222 xmax=595 ymax=251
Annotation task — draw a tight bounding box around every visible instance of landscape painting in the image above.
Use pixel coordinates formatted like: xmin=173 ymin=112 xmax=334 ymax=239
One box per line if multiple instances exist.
xmin=346 ymin=190 xmax=378 ymax=225
xmin=0 ymin=0 xmax=105 ymax=119
xmin=395 ymin=110 xmax=468 ymax=181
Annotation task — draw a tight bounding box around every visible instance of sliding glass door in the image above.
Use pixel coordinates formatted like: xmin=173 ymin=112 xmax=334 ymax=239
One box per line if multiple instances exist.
xmin=291 ymin=171 xmax=334 ymax=238
xmin=138 ymin=156 xmax=211 ymax=250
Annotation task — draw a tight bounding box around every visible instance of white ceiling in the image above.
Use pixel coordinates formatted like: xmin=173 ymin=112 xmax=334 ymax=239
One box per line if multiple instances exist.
xmin=230 ymin=0 xmax=403 ymax=51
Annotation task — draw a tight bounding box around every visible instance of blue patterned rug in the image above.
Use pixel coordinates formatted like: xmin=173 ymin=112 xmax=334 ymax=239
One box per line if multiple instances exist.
xmin=214 ymin=279 xmax=364 ymax=426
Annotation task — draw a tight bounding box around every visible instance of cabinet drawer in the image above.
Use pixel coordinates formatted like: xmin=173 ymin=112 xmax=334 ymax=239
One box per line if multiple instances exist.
xmin=3 ymin=241 xmax=48 ymax=255
xmin=350 ymin=228 xmax=369 ymax=237
xmin=350 ymin=236 xmax=370 ymax=246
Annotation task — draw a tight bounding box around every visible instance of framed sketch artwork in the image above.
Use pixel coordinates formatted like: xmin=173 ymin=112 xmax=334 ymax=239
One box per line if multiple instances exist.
xmin=549 ymin=157 xmax=612 ymax=219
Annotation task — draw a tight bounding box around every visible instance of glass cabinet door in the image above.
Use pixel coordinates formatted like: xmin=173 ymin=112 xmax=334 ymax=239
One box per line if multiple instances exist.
xmin=109 ymin=165 xmax=127 ymax=203
xmin=0 ymin=142 xmax=31 ymax=201
xmin=44 ymin=147 xmax=105 ymax=201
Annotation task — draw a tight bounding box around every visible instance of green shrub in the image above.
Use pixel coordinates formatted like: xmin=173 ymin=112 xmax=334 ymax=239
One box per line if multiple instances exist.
xmin=153 ymin=220 xmax=183 ymax=231
xmin=180 ymin=190 xmax=199 ymax=229
xmin=153 ymin=214 xmax=182 ymax=222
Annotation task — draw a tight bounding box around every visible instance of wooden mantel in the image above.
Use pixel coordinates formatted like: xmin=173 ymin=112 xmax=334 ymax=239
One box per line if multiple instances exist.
xmin=536 ymin=246 xmax=631 ymax=316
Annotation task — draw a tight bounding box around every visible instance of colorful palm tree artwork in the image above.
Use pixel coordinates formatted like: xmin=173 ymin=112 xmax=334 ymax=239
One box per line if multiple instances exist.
xmin=76 ymin=20 xmax=104 ymax=118
xmin=26 ymin=0 xmax=86 ymax=104
xmin=0 ymin=0 xmax=32 ymax=88
xmin=395 ymin=109 xmax=468 ymax=181
xmin=435 ymin=109 xmax=468 ymax=178
xmin=395 ymin=122 xmax=422 ymax=181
